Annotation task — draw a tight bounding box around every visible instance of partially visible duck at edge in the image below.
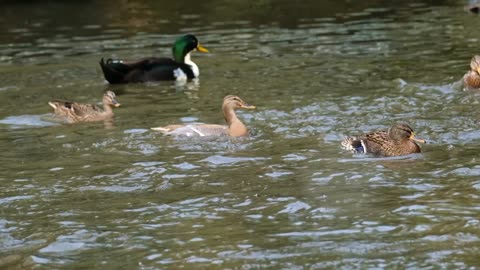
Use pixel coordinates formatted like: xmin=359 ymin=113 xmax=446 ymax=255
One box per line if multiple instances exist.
xmin=342 ymin=123 xmax=426 ymax=157
xmin=465 ymin=0 xmax=480 ymax=13
xmin=48 ymin=91 xmax=120 ymax=123
xmin=151 ymin=95 xmax=256 ymax=137
xmin=463 ymin=55 xmax=480 ymax=90
xmin=99 ymin=34 xmax=209 ymax=84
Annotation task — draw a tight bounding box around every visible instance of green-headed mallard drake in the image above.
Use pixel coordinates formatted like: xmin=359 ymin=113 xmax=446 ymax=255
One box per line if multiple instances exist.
xmin=341 ymin=123 xmax=426 ymax=157
xmin=151 ymin=95 xmax=255 ymax=137
xmin=99 ymin=34 xmax=208 ymax=84
xmin=48 ymin=91 xmax=120 ymax=123
xmin=463 ymin=55 xmax=480 ymax=90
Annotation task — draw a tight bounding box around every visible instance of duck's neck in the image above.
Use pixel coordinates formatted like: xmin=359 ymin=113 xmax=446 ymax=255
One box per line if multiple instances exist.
xmin=224 ymin=107 xmax=248 ymax=137
xmin=184 ymin=52 xmax=199 ymax=77
xmin=103 ymin=103 xmax=114 ymax=115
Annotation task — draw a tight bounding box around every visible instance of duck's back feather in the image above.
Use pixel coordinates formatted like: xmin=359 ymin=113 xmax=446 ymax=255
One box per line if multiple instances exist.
xmin=99 ymin=57 xmax=195 ymax=84
xmin=48 ymin=100 xmax=104 ymax=121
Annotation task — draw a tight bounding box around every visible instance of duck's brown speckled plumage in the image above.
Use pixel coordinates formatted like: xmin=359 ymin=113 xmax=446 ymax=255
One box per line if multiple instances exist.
xmin=342 ymin=123 xmax=426 ymax=157
xmin=151 ymin=95 xmax=255 ymax=137
xmin=463 ymin=55 xmax=480 ymax=90
xmin=48 ymin=91 xmax=120 ymax=123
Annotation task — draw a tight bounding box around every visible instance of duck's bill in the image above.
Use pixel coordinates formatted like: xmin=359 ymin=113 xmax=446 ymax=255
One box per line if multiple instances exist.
xmin=410 ymin=134 xmax=426 ymax=143
xmin=197 ymin=44 xmax=209 ymax=53
xmin=241 ymin=104 xmax=256 ymax=109
xmin=112 ymin=100 xmax=121 ymax=107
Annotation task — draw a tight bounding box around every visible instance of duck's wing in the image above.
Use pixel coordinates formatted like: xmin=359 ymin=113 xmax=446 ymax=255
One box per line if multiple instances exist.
xmin=49 ymin=100 xmax=101 ymax=117
xmin=361 ymin=131 xmax=392 ymax=155
xmin=151 ymin=124 xmax=227 ymax=137
xmin=189 ymin=125 xmax=228 ymax=136
xmin=341 ymin=136 xmax=365 ymax=153
xmin=70 ymin=103 xmax=103 ymax=116
xmin=151 ymin=124 xmax=185 ymax=132
xmin=99 ymin=57 xmax=194 ymax=83
xmin=342 ymin=130 xmax=389 ymax=155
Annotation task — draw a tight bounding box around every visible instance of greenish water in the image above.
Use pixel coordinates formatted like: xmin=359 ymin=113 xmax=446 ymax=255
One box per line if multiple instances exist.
xmin=1 ymin=0 xmax=480 ymax=269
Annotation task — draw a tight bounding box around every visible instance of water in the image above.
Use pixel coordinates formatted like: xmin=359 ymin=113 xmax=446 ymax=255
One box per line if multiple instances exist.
xmin=1 ymin=0 xmax=480 ymax=269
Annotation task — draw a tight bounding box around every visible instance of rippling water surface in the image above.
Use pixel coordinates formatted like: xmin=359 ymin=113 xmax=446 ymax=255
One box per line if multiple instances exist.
xmin=1 ymin=0 xmax=480 ymax=269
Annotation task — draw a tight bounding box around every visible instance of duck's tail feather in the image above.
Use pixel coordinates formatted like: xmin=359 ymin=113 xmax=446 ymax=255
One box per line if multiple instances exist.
xmin=99 ymin=58 xmax=130 ymax=84
xmin=48 ymin=101 xmax=58 ymax=110
xmin=341 ymin=137 xmax=365 ymax=153
xmin=150 ymin=127 xmax=170 ymax=132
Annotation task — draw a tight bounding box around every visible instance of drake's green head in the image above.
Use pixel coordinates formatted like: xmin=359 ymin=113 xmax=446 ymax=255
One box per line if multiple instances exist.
xmin=172 ymin=34 xmax=209 ymax=63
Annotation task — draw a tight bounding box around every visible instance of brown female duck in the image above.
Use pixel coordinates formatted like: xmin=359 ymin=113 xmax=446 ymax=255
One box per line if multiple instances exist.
xmin=341 ymin=123 xmax=426 ymax=157
xmin=463 ymin=55 xmax=480 ymax=90
xmin=151 ymin=95 xmax=255 ymax=137
xmin=48 ymin=91 xmax=120 ymax=123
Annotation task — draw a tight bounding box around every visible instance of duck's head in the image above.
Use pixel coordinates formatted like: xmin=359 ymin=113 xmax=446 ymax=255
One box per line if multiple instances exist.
xmin=172 ymin=34 xmax=209 ymax=63
xmin=470 ymin=55 xmax=480 ymax=75
xmin=104 ymin=91 xmax=121 ymax=108
xmin=222 ymin=95 xmax=256 ymax=111
xmin=389 ymin=123 xmax=426 ymax=144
